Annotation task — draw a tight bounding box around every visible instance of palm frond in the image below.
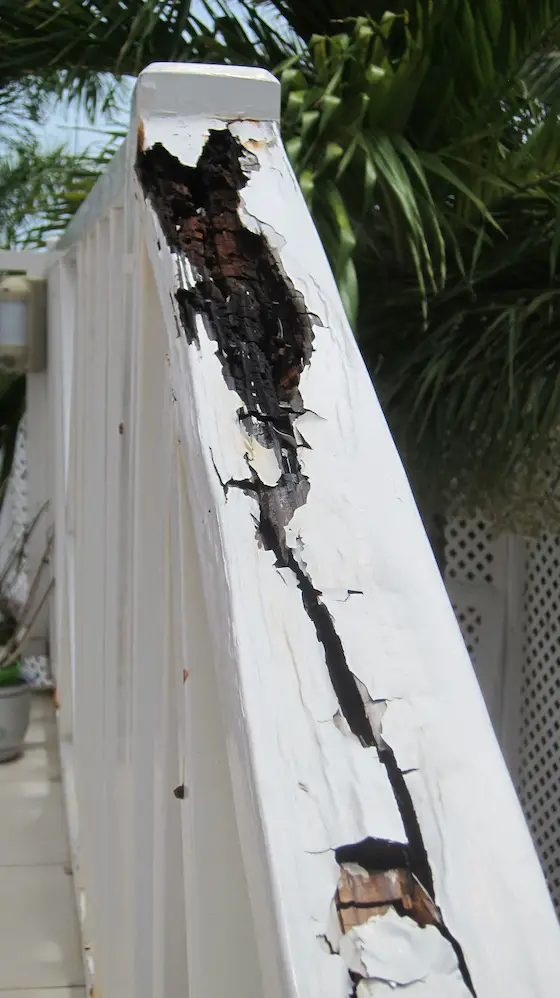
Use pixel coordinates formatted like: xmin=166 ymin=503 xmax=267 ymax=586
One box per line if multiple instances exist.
xmin=0 ymin=2 xmax=192 ymax=84
xmin=2 ymin=0 xmax=560 ymax=527
xmin=362 ymin=176 xmax=560 ymax=526
xmin=0 ymin=131 xmax=122 ymax=248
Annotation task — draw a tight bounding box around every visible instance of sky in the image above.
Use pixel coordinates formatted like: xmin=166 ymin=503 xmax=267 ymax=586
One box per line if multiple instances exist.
xmin=41 ymin=77 xmax=134 ymax=156
xmin=22 ymin=0 xmax=296 ymax=159
xmin=29 ymin=0 xmax=277 ymax=157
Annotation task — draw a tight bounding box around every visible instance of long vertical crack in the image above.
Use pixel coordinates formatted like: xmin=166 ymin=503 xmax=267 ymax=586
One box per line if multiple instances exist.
xmin=137 ymin=128 xmax=475 ymax=996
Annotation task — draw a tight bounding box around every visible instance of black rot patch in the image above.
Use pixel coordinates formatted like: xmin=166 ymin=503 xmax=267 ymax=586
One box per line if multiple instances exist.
xmin=136 ymin=129 xmax=314 ymax=419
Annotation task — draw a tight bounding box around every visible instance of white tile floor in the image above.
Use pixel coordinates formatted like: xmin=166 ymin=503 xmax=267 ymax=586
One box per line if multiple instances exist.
xmin=0 ymin=694 xmax=85 ymax=996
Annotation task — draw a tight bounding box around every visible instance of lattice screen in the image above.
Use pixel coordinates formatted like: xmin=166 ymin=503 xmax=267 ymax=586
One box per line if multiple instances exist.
xmin=518 ymin=535 xmax=560 ymax=913
xmin=445 ymin=517 xmax=560 ymax=915
xmin=445 ymin=516 xmax=495 ymax=661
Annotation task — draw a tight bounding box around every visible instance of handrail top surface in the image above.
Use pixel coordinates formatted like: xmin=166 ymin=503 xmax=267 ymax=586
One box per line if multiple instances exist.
xmin=57 ymin=61 xmax=281 ymax=253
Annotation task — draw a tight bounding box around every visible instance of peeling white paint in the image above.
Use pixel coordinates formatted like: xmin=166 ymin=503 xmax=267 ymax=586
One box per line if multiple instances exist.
xmin=127 ymin=63 xmax=560 ymax=998
xmin=339 ymin=909 xmax=468 ymax=991
xmin=357 ymin=975 xmax=473 ymax=997
xmin=379 ymin=699 xmax=423 ymax=772
xmin=243 ymin=433 xmax=282 ymax=486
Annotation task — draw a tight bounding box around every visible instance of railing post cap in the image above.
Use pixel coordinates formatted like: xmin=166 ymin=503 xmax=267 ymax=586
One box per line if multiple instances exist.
xmin=135 ymin=62 xmax=281 ymax=123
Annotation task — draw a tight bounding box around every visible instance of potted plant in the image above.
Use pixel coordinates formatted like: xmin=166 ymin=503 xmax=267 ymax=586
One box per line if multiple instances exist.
xmin=0 ymin=658 xmax=31 ymax=762
xmin=0 ymin=502 xmax=52 ymax=762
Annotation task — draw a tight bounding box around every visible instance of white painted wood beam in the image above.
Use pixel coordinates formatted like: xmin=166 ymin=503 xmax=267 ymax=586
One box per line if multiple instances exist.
xmin=131 ymin=63 xmax=560 ymax=998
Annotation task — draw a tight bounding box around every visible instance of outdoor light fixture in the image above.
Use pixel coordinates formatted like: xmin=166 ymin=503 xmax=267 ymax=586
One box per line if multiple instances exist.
xmin=0 ymin=275 xmax=47 ymax=374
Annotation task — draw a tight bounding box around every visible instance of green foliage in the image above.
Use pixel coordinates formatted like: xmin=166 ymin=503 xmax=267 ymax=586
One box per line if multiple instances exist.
xmin=0 ymin=2 xmax=193 ymax=92
xmin=363 ymin=173 xmax=560 ymax=525
xmin=2 ymin=1 xmax=560 ymax=529
xmin=0 ymin=660 xmax=21 ymax=686
xmin=0 ymin=135 xmax=121 ymax=249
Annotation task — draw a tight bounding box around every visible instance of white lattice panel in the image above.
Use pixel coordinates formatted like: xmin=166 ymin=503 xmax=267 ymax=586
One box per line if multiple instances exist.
xmin=518 ymin=535 xmax=560 ymax=914
xmin=445 ymin=517 xmax=498 ymax=681
xmin=446 ymin=517 xmax=560 ymax=915
xmin=445 ymin=516 xmax=496 ymax=586
xmin=456 ymin=602 xmax=483 ymax=659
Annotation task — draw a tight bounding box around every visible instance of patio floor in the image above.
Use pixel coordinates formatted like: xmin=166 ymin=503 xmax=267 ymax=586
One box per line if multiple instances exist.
xmin=0 ymin=692 xmax=85 ymax=996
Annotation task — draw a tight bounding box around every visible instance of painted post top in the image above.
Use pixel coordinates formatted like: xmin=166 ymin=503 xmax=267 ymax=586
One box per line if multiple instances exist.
xmin=134 ymin=62 xmax=281 ymax=123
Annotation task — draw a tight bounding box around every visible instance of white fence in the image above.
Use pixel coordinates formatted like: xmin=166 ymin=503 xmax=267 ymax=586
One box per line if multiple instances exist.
xmin=41 ymin=64 xmax=560 ymax=997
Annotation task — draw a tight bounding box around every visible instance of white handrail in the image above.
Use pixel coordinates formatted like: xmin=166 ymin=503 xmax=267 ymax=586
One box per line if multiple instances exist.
xmin=46 ymin=63 xmax=560 ymax=998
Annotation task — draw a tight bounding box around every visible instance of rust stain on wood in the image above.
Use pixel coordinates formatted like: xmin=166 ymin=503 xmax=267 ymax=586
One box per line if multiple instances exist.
xmin=137 ymin=119 xmax=145 ymax=155
xmin=336 ymin=864 xmax=439 ymax=934
xmin=244 ymin=138 xmax=267 ymax=151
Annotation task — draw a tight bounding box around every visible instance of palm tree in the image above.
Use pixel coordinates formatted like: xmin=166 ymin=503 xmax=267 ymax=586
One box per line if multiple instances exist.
xmin=0 ymin=55 xmax=124 ymax=502
xmin=2 ymin=0 xmax=560 ymax=540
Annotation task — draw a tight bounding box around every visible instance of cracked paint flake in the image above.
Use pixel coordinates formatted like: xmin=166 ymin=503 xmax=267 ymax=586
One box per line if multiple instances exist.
xmin=339 ymin=908 xmax=472 ymax=996
xmin=242 ymin=433 xmax=283 ymax=486
xmin=360 ymin=980 xmax=474 ymax=998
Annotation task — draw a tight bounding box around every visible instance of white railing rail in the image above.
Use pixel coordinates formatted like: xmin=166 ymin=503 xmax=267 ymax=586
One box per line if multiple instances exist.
xmin=42 ymin=64 xmax=560 ymax=998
